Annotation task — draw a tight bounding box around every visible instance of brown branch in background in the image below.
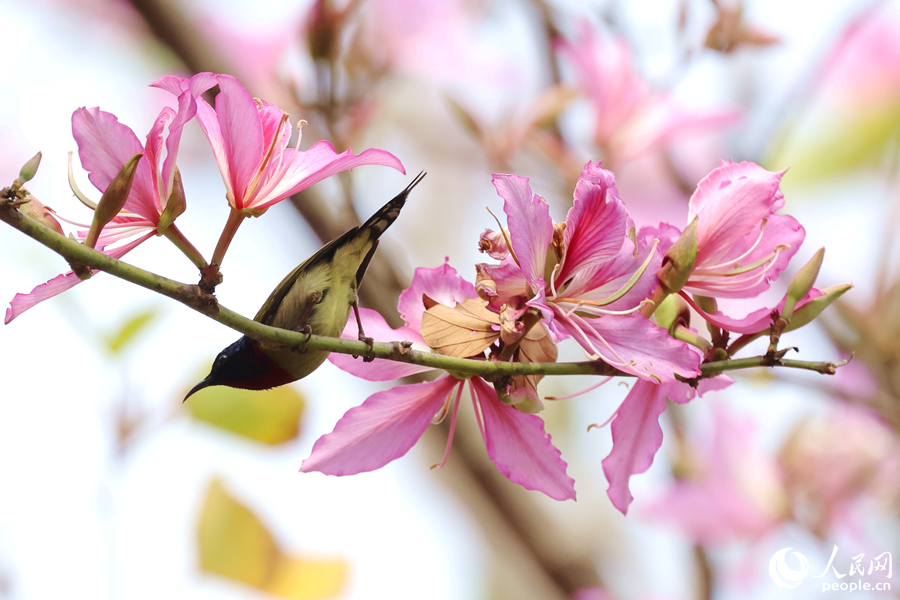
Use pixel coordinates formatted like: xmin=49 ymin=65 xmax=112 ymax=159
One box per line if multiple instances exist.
xmin=123 ymin=0 xmax=605 ymax=596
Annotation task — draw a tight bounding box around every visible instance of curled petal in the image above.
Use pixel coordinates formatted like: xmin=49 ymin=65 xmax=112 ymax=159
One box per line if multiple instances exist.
xmin=300 ymin=376 xmax=459 ymax=475
xmin=398 ymin=261 xmax=477 ymax=333
xmin=471 ymin=377 xmax=576 ymax=501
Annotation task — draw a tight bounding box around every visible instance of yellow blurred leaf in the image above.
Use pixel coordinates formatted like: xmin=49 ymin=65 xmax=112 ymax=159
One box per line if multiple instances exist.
xmin=267 ymin=556 xmax=347 ymax=600
xmin=770 ymin=103 xmax=900 ymax=183
xmin=198 ymin=479 xmax=279 ymax=588
xmin=185 ymin=380 xmax=305 ymax=445
xmin=198 ymin=479 xmax=347 ymax=600
xmin=104 ymin=308 xmax=159 ymax=355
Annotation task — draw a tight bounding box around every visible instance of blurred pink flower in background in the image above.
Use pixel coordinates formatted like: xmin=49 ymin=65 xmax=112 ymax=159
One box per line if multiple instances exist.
xmin=819 ymin=3 xmax=900 ymax=110
xmin=644 ymin=407 xmax=788 ymax=544
xmin=779 ymin=405 xmax=900 ymax=537
xmin=555 ymin=23 xmax=741 ymax=164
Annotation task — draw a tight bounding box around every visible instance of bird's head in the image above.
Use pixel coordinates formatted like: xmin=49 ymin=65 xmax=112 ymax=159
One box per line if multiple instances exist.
xmin=183 ymin=336 xmax=294 ymax=401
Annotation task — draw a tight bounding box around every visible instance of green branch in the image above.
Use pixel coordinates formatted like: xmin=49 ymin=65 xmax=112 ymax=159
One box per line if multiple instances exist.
xmin=1 ymin=200 xmax=842 ymax=381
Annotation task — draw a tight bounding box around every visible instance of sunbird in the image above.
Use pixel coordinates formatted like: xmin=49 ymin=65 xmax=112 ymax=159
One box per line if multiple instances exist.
xmin=185 ymin=172 xmax=425 ymax=401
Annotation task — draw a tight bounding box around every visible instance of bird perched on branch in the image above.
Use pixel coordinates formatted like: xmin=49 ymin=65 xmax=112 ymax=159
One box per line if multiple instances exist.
xmin=185 ymin=172 xmax=425 ymax=400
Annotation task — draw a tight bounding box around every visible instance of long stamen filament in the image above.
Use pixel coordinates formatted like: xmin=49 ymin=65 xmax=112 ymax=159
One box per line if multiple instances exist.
xmin=701 ymin=220 xmax=768 ymax=272
xmin=245 ymin=112 xmax=290 ymax=201
xmin=486 ymin=207 xmax=519 ymax=267
xmin=432 ymin=382 xmax=464 ymax=470
xmin=545 ymin=376 xmax=613 ymax=400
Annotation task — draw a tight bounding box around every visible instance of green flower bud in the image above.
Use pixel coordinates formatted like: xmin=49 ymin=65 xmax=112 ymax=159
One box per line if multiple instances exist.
xmin=84 ymin=153 xmax=142 ymax=249
xmin=657 ymin=217 xmax=698 ymax=294
xmin=783 ymin=248 xmax=824 ymax=322
xmin=157 ymin=165 xmax=186 ymax=234
xmin=784 ymin=284 xmax=851 ymax=333
xmin=655 ymin=294 xmax=691 ymax=335
xmin=14 ymin=151 xmax=42 ymax=188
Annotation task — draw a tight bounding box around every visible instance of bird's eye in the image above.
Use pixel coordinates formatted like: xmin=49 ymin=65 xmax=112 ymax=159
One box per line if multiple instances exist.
xmin=214 ymin=354 xmax=227 ymax=368
xmin=315 ymin=289 xmax=328 ymax=304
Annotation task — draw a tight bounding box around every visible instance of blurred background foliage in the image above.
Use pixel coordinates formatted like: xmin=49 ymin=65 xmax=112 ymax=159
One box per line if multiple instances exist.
xmin=2 ymin=0 xmax=900 ymax=599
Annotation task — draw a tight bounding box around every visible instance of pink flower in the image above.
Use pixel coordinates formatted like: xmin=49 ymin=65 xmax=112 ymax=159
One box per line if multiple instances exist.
xmin=305 ymin=263 xmax=576 ymax=501
xmin=476 ymin=162 xmax=702 ymax=382
xmin=555 ymin=23 xmax=740 ymax=163
xmin=683 ymin=161 xmax=805 ymax=299
xmin=644 ymin=407 xmax=788 ymax=543
xmin=152 ymin=73 xmax=404 ymax=215
xmin=601 ymin=376 xmax=732 ymax=515
xmin=5 ymin=90 xmax=197 ymax=324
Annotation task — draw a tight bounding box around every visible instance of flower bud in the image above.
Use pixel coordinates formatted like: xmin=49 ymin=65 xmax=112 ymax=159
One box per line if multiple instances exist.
xmin=84 ymin=153 xmax=142 ymax=249
xmin=157 ymin=165 xmax=186 ymax=233
xmin=13 ymin=151 xmax=42 ymax=188
xmin=19 ymin=192 xmax=64 ymax=236
xmin=783 ymin=248 xmax=824 ymax=322
xmin=784 ymin=284 xmax=852 ymax=333
xmin=657 ymin=218 xmax=698 ymax=295
xmin=478 ymin=228 xmax=509 ymax=260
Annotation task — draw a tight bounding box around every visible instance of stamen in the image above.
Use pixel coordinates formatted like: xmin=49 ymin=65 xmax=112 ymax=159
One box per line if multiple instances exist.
xmin=701 ymin=221 xmax=768 ymax=272
xmin=568 ymin=312 xmax=631 ymax=367
xmin=245 ymin=112 xmax=290 ymax=200
xmin=432 ymin=382 xmax=464 ymax=470
xmin=68 ymin=152 xmax=97 ymax=210
xmin=545 ymin=376 xmax=613 ymax=400
xmin=586 ymin=406 xmax=620 ymax=431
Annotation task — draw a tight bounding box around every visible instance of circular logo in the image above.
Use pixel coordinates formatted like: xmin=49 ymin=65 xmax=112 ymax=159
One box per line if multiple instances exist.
xmin=769 ymin=548 xmax=809 ymax=589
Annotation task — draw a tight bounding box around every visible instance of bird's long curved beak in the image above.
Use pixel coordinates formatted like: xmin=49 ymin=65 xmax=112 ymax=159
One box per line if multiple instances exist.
xmin=183 ymin=377 xmax=212 ymax=403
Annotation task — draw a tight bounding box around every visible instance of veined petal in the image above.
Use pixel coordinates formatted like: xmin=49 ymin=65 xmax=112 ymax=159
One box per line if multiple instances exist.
xmin=601 ymin=376 xmax=733 ymax=514
xmin=475 ymin=259 xmax=530 ymax=312
xmin=555 ymin=310 xmax=701 ymax=381
xmin=470 ymin=377 xmax=576 ymax=501
xmin=213 ymin=74 xmax=267 ymax=208
xmin=691 ymin=288 xmax=825 ymax=335
xmin=398 ymin=262 xmax=477 ymax=333
xmin=602 ymin=379 xmax=669 ymax=514
xmin=558 ymin=161 xmax=628 ymax=284
xmin=249 ymin=140 xmax=405 ymax=211
xmin=685 ymin=212 xmax=805 ymax=298
xmin=300 ymin=376 xmax=459 ymax=475
xmin=492 ymin=173 xmax=553 ymax=296
xmin=689 ymin=162 xmax=786 ymax=266
xmin=4 ymin=231 xmax=155 ymax=324
xmin=328 ymin=307 xmax=431 ymax=381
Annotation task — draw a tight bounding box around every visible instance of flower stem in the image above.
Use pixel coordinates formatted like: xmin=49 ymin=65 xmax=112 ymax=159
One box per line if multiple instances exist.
xmin=162 ymin=224 xmax=208 ymax=269
xmin=211 ymin=208 xmax=246 ymax=266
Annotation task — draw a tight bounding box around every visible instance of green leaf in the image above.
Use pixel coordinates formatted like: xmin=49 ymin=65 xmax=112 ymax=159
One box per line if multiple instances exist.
xmin=198 ymin=478 xmax=347 ymax=599
xmin=185 ymin=379 xmax=305 ymax=445
xmin=768 ymin=102 xmax=900 ymax=183
xmin=104 ymin=308 xmax=160 ymax=355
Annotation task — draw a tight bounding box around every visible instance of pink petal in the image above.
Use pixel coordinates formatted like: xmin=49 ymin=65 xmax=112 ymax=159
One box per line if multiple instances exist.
xmin=558 ymin=161 xmax=628 ymax=284
xmin=5 ymin=231 xmax=154 ymax=324
xmin=688 ymin=162 xmax=786 ymax=265
xmin=328 ymin=307 xmax=432 ymax=381
xmin=250 ymin=140 xmax=405 ymax=211
xmin=492 ymin=174 xmax=553 ymax=298
xmin=601 ymin=380 xmax=669 ymax=514
xmin=300 ymin=376 xmax=459 ymax=475
xmin=602 ymin=377 xmax=732 ymax=514
xmin=72 ymin=107 xmax=145 ymax=193
xmin=397 ymin=261 xmax=477 ymax=333
xmin=555 ymin=311 xmax=701 ymax=382
xmin=689 ymin=288 xmax=825 ymax=335
xmin=471 ymin=377 xmax=576 ymax=501
xmin=685 ymin=212 xmax=805 ymax=298
xmin=475 ymin=259 xmax=529 ymax=312
xmin=212 ymin=74 xmax=267 ymax=208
